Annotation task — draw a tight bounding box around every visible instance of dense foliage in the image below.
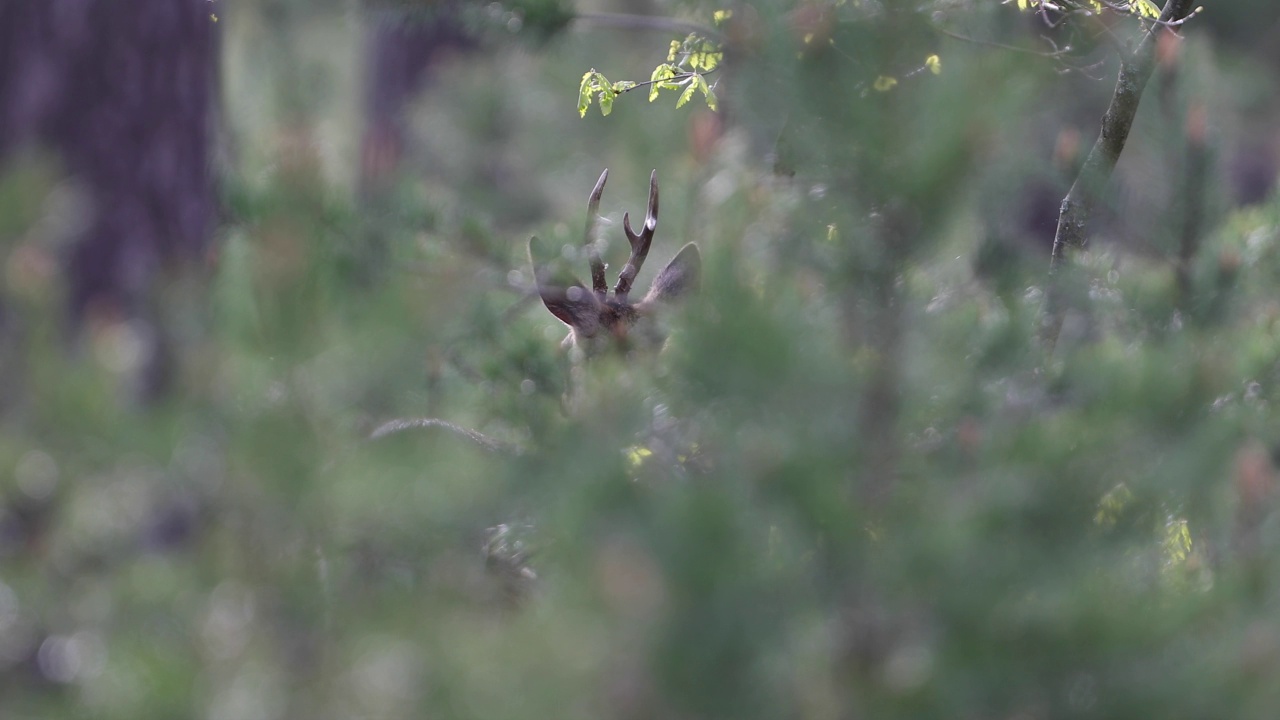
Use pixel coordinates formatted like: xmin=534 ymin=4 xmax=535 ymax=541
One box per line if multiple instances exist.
xmin=1 ymin=0 xmax=1279 ymax=718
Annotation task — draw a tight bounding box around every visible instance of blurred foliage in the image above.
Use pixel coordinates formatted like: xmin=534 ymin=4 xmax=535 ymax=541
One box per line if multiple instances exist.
xmin=2 ymin=0 xmax=1280 ymax=719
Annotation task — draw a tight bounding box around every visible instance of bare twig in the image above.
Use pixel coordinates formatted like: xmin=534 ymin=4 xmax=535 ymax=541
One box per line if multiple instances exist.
xmin=368 ymin=417 xmax=522 ymax=454
xmin=613 ymin=68 xmax=719 ymax=95
xmin=933 ymin=26 xmax=1104 ymax=78
xmin=934 ymin=26 xmax=1074 ymax=59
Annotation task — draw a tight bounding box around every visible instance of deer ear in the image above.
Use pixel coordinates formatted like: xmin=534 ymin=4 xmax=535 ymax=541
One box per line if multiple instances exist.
xmin=529 ymin=236 xmax=601 ymax=333
xmin=639 ymin=243 xmax=701 ymax=308
xmin=538 ymin=285 xmax=603 ymax=335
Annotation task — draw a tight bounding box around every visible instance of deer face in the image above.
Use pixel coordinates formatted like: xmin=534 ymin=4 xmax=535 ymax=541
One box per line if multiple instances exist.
xmin=529 ymin=169 xmax=700 ymax=356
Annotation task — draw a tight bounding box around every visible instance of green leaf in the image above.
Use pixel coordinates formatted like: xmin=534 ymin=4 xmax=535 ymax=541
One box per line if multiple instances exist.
xmin=1132 ymin=0 xmax=1160 ymax=17
xmin=649 ymin=64 xmax=677 ymax=102
xmin=690 ymin=39 xmax=722 ymax=72
xmin=677 ymin=82 xmax=697 ymax=109
xmin=576 ymin=70 xmax=623 ymax=117
xmin=695 ymin=74 xmax=718 ymax=111
xmin=578 ymin=71 xmax=595 ymax=117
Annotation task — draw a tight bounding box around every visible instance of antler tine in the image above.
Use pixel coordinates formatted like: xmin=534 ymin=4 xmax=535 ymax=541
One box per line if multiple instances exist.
xmin=584 ymin=168 xmax=609 ymax=300
xmin=615 ymin=169 xmax=659 ymax=301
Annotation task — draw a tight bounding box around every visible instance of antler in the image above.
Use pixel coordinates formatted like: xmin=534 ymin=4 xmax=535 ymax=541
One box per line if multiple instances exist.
xmin=614 ymin=169 xmax=659 ymax=302
xmin=584 ymin=169 xmax=609 ymax=301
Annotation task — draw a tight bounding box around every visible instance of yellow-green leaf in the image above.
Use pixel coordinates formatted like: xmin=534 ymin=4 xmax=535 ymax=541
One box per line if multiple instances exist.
xmin=649 ymin=64 xmax=677 ymax=102
xmin=1132 ymin=0 xmax=1160 ymax=17
xmin=873 ymin=75 xmax=898 ymax=92
xmin=1161 ymin=518 xmax=1193 ymax=564
xmin=677 ymin=82 xmax=697 ymax=109
xmin=690 ymin=38 xmax=723 ymax=72
xmin=1094 ymin=483 xmax=1134 ymax=526
xmin=578 ymin=71 xmax=596 ymax=118
xmin=625 ymin=445 xmax=653 ymax=469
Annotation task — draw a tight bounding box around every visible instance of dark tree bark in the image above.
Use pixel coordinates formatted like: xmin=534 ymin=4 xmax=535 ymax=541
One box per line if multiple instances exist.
xmin=0 ymin=0 xmax=218 ymax=328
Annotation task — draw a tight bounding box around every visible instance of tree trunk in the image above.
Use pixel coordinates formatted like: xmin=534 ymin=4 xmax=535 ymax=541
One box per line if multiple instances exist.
xmin=359 ymin=6 xmax=475 ymax=192
xmin=0 ymin=0 xmax=218 ymax=328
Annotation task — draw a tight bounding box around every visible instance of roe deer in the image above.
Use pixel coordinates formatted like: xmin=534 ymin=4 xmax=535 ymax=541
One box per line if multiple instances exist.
xmin=370 ymin=169 xmax=701 ymax=449
xmin=529 ymin=169 xmax=701 ymax=357
xmin=368 ymin=170 xmax=703 ymax=606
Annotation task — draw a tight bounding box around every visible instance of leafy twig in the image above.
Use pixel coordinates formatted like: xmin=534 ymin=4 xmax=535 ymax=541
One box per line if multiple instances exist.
xmin=578 ymin=30 xmax=723 ymax=116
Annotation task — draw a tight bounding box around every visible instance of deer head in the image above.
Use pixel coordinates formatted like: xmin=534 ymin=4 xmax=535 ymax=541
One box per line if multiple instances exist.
xmin=529 ymin=169 xmax=700 ymax=356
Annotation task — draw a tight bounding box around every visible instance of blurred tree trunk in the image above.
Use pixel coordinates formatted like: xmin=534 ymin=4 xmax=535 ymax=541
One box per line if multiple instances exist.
xmin=0 ymin=0 xmax=217 ymax=333
xmin=359 ymin=6 xmax=475 ymax=193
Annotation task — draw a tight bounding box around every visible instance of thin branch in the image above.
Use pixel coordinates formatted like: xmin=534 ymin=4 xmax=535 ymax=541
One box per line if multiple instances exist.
xmin=1041 ymin=0 xmax=1199 ymax=351
xmin=368 ymin=417 xmax=523 ymax=454
xmin=934 ymin=26 xmax=1107 ymax=78
xmin=934 ymin=26 xmax=1073 ymax=59
xmin=615 ymin=68 xmax=718 ymax=95
xmin=1082 ymin=10 xmax=1133 ymax=56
